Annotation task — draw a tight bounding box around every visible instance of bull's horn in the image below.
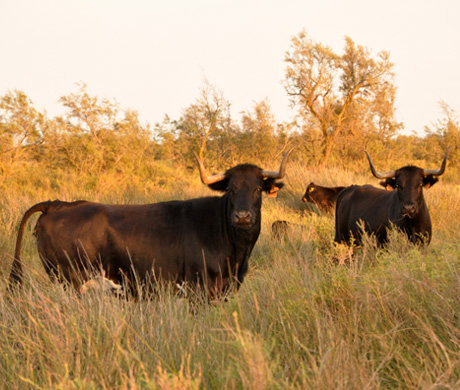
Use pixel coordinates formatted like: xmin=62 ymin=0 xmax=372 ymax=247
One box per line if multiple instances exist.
xmin=262 ymin=145 xmax=297 ymax=179
xmin=365 ymin=151 xmax=396 ymax=179
xmin=423 ymin=148 xmax=450 ymax=176
xmin=193 ymin=152 xmax=226 ymax=185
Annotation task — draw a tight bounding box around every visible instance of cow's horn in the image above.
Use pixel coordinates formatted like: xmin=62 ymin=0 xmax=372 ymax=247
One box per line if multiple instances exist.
xmin=262 ymin=145 xmax=297 ymax=179
xmin=193 ymin=152 xmax=226 ymax=185
xmin=365 ymin=151 xmax=396 ymax=179
xmin=423 ymin=148 xmax=450 ymax=176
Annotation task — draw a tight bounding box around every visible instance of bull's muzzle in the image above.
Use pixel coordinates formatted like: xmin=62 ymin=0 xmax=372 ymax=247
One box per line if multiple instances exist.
xmin=232 ymin=210 xmax=254 ymax=227
xmin=401 ymin=203 xmax=417 ymax=218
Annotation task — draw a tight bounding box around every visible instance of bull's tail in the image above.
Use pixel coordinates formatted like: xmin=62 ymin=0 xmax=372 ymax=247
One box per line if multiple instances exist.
xmin=8 ymin=201 xmax=53 ymax=291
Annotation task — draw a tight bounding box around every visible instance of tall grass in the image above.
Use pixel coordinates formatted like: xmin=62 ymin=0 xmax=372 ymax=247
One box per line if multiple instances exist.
xmin=1 ymin=162 xmax=460 ymax=389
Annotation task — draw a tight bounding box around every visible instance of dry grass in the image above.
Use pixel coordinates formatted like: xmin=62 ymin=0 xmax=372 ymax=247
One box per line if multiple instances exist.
xmin=1 ymin=162 xmax=460 ymax=389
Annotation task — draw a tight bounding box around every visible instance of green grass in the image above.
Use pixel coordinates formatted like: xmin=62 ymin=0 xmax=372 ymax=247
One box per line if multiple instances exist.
xmin=1 ymin=163 xmax=460 ymax=389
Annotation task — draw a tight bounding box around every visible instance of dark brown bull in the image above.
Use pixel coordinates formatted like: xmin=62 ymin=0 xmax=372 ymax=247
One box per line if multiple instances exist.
xmin=8 ymin=147 xmax=296 ymax=298
xmin=302 ymin=182 xmax=346 ymax=212
xmin=335 ymin=150 xmax=448 ymax=246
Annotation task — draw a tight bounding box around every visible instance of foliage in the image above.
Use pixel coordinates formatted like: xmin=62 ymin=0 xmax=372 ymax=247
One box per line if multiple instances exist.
xmin=0 ymin=90 xmax=46 ymax=180
xmin=53 ymin=82 xmax=154 ymax=175
xmin=176 ymin=79 xmax=236 ymax=165
xmin=425 ymin=101 xmax=460 ymax=167
xmin=284 ymin=31 xmax=402 ymax=166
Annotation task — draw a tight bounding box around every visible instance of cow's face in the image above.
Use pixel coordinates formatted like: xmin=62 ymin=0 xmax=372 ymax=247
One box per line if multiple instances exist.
xmin=194 ymin=147 xmax=295 ymax=229
xmin=302 ymin=182 xmax=316 ymax=203
xmin=208 ymin=164 xmax=284 ymax=229
xmin=379 ymin=166 xmax=438 ymax=218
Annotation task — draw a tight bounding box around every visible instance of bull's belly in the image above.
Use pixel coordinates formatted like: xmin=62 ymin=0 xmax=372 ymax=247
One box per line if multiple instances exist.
xmin=37 ymin=235 xmax=233 ymax=288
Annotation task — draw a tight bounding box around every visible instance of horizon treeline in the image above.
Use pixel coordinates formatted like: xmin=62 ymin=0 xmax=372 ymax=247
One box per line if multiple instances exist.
xmin=0 ymin=32 xmax=459 ymax=191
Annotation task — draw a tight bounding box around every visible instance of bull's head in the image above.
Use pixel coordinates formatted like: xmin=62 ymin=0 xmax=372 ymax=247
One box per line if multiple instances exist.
xmin=194 ymin=147 xmax=296 ymax=229
xmin=365 ymin=149 xmax=449 ymax=218
xmin=302 ymin=182 xmax=317 ymax=203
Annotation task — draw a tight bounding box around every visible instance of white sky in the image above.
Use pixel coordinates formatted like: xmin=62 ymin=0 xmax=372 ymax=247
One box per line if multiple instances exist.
xmin=1 ymin=0 xmax=459 ymax=135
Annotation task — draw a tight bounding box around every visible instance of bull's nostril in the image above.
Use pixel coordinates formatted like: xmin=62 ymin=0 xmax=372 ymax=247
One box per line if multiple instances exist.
xmin=234 ymin=211 xmax=252 ymax=224
xmin=402 ymin=203 xmax=416 ymax=215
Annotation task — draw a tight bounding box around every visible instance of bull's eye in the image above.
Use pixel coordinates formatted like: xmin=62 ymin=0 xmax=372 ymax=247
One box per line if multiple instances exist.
xmin=309 ymin=187 xmax=314 ymax=192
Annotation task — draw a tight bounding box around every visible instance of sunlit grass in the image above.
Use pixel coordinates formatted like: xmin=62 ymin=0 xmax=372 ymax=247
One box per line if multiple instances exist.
xmin=1 ymin=162 xmax=460 ymax=389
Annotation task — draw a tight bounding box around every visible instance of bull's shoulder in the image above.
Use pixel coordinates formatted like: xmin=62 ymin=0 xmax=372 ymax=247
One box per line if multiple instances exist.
xmin=337 ymin=184 xmax=360 ymax=195
xmin=337 ymin=185 xmax=395 ymax=210
xmin=355 ymin=184 xmax=389 ymax=196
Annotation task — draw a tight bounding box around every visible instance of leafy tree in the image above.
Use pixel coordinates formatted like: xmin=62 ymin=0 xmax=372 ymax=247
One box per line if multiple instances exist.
xmin=59 ymin=82 xmax=117 ymax=143
xmin=0 ymin=90 xmax=46 ymax=179
xmin=284 ymin=31 xmax=401 ymax=166
xmin=153 ymin=114 xmax=181 ymax=163
xmin=57 ymin=82 xmax=119 ymax=173
xmin=112 ymin=109 xmax=154 ymax=175
xmin=425 ymin=101 xmax=460 ymax=166
xmin=174 ymin=79 xmax=237 ymax=167
xmin=238 ymin=99 xmax=288 ymax=164
xmin=52 ymin=83 xmax=154 ymax=176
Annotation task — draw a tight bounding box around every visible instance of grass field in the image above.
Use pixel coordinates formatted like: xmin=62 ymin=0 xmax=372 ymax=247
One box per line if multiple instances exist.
xmin=1 ymin=161 xmax=460 ymax=389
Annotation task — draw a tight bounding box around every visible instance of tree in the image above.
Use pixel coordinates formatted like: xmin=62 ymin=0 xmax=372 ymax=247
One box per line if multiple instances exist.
xmin=239 ymin=99 xmax=285 ymax=164
xmin=0 ymin=90 xmax=45 ymax=178
xmin=57 ymin=82 xmax=119 ymax=173
xmin=175 ymin=79 xmax=237 ymax=167
xmin=112 ymin=109 xmax=154 ymax=175
xmin=59 ymin=82 xmax=118 ymax=143
xmin=54 ymin=83 xmax=153 ymax=175
xmin=284 ymin=31 xmax=401 ymax=166
xmin=424 ymin=101 xmax=460 ymax=166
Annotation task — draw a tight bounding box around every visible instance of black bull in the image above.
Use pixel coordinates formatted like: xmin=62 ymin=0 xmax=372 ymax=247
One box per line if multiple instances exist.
xmin=8 ymin=147 xmax=295 ymax=297
xmin=335 ymin=150 xmax=448 ymax=246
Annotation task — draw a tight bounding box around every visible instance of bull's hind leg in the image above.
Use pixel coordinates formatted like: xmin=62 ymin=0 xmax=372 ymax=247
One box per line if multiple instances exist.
xmin=39 ymin=253 xmax=89 ymax=289
xmin=39 ymin=254 xmax=66 ymax=284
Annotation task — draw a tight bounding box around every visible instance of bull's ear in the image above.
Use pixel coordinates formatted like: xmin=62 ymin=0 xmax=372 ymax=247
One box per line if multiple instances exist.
xmin=423 ymin=175 xmax=439 ymax=189
xmin=207 ymin=178 xmax=229 ymax=192
xmin=267 ymin=185 xmax=281 ymax=198
xmin=263 ymin=179 xmax=284 ymax=196
xmin=379 ymin=179 xmax=396 ymax=190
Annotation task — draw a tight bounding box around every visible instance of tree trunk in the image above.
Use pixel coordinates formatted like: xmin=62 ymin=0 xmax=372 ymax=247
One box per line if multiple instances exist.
xmin=319 ymin=135 xmax=333 ymax=167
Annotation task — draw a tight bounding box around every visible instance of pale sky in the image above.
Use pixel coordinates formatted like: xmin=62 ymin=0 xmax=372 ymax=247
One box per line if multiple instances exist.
xmin=1 ymin=0 xmax=459 ymax=135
